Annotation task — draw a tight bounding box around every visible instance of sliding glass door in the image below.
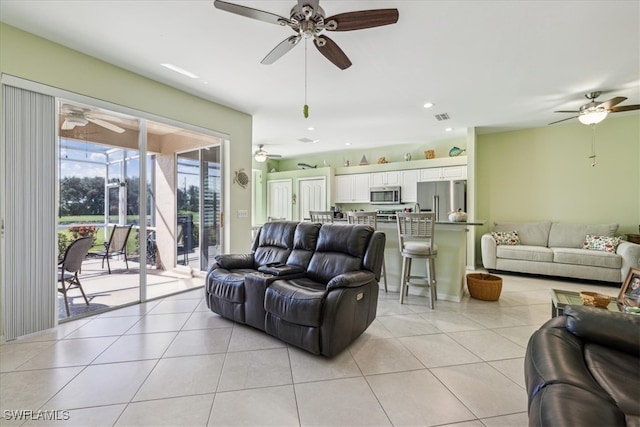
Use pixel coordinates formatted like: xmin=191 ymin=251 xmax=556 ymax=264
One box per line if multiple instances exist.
xmin=55 ymin=101 xmax=223 ymax=319
xmin=176 ymin=146 xmax=221 ymax=272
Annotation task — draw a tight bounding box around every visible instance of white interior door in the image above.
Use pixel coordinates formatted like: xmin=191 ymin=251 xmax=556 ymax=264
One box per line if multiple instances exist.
xmin=267 ymin=179 xmax=292 ymax=220
xmin=298 ymin=177 xmax=326 ymax=220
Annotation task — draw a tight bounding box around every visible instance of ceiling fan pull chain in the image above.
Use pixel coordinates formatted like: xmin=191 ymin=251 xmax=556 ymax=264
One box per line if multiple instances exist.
xmin=303 ymin=38 xmax=309 ymax=118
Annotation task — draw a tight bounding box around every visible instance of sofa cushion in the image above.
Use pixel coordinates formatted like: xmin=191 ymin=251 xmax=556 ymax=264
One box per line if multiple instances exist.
xmin=548 ymin=223 xmax=619 ymax=248
xmin=583 ymin=234 xmax=621 ymax=253
xmin=552 ymin=248 xmax=622 ymax=269
xmin=496 ymin=245 xmax=553 ymax=262
xmin=253 ymin=221 xmax=298 ymax=267
xmin=287 ymin=222 xmax=322 ymax=268
xmin=207 ymin=268 xmax=256 ymax=303
xmin=306 ymin=224 xmax=372 ymax=284
xmin=494 ymin=221 xmax=552 ymax=247
xmin=265 ymin=279 xmax=326 ymax=327
xmin=585 ymin=343 xmax=640 ymax=417
xmin=491 ymin=230 xmax=520 ymax=245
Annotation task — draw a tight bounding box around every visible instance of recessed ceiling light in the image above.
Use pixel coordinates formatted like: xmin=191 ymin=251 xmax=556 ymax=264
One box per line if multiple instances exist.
xmin=345 ymin=142 xmax=351 ymax=146
xmin=423 ymin=102 xmax=434 ymax=109
xmin=307 ymin=126 xmax=315 ymax=131
xmin=161 ymin=63 xmax=199 ymax=79
xmin=445 ymin=127 xmax=453 ymax=132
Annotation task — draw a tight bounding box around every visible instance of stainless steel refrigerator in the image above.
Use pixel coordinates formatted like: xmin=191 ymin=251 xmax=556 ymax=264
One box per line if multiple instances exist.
xmin=416 ymin=180 xmax=467 ymax=221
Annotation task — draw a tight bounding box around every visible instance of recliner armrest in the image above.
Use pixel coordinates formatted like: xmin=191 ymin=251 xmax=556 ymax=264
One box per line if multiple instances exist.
xmin=564 ymin=305 xmax=640 ymax=356
xmin=214 ymin=253 xmax=255 ymax=270
xmin=326 ymin=271 xmax=376 ymax=290
xmin=258 ymin=264 xmax=306 ymax=276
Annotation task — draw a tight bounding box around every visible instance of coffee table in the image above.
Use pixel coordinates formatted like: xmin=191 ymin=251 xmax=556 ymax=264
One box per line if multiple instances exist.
xmin=550 ymin=289 xmax=620 ymax=317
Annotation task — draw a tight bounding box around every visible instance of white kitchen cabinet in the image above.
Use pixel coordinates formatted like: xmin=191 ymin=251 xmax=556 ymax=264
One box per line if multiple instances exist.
xmin=370 ymin=171 xmax=401 ymax=187
xmin=334 ymin=174 xmax=370 ymax=203
xmin=420 ymin=166 xmax=467 ymax=181
xmin=400 ymin=169 xmax=420 ymax=202
xmin=353 ymin=174 xmax=371 ymax=202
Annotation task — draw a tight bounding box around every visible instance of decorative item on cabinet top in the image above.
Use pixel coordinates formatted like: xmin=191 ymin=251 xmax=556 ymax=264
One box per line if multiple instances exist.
xmin=359 ymin=155 xmax=369 ymax=165
xmin=448 ymin=146 xmax=466 ymax=157
xmin=424 ymin=149 xmax=435 ymax=159
xmin=377 ymin=157 xmax=389 ymax=164
xmin=297 ymin=163 xmax=317 ymax=169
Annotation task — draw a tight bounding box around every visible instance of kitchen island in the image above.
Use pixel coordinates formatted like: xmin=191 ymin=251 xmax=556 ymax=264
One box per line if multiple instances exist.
xmin=376 ymin=220 xmax=485 ymax=303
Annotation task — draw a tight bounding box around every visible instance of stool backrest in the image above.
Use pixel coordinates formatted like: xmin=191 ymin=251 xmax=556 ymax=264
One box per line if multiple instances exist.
xmin=310 ymin=211 xmax=334 ymax=223
xmin=396 ymin=212 xmax=436 ymax=252
xmin=347 ymin=211 xmax=378 ymax=228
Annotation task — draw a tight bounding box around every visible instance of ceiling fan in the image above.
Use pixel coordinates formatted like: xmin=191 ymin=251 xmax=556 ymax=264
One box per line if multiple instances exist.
xmin=214 ymin=0 xmax=399 ymax=70
xmin=549 ymin=92 xmax=640 ymax=125
xmin=60 ymin=104 xmax=126 ymax=134
xmin=254 ymin=144 xmax=282 ymax=162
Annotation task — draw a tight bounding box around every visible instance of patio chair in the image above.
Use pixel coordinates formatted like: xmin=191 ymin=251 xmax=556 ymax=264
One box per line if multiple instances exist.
xmin=89 ymin=224 xmax=133 ymax=274
xmin=58 ymin=236 xmax=94 ymax=316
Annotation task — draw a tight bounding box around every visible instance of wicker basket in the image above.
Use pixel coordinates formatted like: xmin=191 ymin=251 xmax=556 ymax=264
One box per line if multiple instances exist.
xmin=467 ymin=273 xmax=503 ymax=301
xmin=579 ymin=291 xmax=611 ymax=308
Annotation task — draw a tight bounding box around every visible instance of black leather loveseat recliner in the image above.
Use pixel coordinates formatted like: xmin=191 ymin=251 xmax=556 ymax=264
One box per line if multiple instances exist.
xmin=206 ymin=221 xmax=385 ymax=357
xmin=525 ymin=304 xmax=640 ymax=427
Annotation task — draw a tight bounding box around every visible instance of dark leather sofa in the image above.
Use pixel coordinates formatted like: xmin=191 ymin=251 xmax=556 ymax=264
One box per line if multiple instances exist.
xmin=525 ymin=305 xmax=640 ymax=426
xmin=206 ymin=221 xmax=385 ymax=357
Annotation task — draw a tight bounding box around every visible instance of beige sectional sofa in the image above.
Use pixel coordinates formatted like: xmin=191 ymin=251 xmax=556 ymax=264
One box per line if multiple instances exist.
xmin=481 ymin=221 xmax=640 ymax=283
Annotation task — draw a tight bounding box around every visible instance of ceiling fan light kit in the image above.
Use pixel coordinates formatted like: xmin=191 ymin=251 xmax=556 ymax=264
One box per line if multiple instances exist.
xmin=578 ymin=110 xmax=608 ymax=125
xmin=549 ymin=91 xmax=639 ymax=126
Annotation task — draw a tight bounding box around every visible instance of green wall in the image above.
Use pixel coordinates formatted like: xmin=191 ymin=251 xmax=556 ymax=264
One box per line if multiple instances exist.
xmin=1 ymin=23 xmax=253 ymax=253
xmin=476 ymin=114 xmax=639 ymax=236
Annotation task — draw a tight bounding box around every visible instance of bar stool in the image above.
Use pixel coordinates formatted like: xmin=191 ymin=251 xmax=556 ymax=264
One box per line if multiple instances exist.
xmin=347 ymin=211 xmax=387 ymax=292
xmin=396 ymin=212 xmax=437 ymax=308
xmin=310 ymin=211 xmax=334 ymax=223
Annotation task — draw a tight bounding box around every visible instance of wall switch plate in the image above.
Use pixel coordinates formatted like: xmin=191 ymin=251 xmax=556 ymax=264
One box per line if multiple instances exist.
xmin=237 ymin=209 xmax=248 ymax=218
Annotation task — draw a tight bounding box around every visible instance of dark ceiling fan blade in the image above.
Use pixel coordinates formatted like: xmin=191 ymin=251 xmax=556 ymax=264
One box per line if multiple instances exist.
xmin=554 ymin=110 xmax=580 ymax=113
xmin=548 ymin=116 xmax=578 ymax=125
xmin=596 ymin=96 xmax=626 ymax=110
xmin=261 ymin=36 xmax=301 ymax=64
xmin=314 ymin=36 xmax=352 ymax=70
xmin=325 ymin=9 xmax=399 ymax=31
xmin=610 ymin=104 xmax=640 ymax=112
xmin=214 ymin=0 xmax=289 ymax=26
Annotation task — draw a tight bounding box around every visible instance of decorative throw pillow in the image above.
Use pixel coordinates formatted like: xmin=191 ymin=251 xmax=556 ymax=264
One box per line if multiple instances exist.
xmin=491 ymin=231 xmax=520 ymax=245
xmin=583 ymin=234 xmax=621 ymax=253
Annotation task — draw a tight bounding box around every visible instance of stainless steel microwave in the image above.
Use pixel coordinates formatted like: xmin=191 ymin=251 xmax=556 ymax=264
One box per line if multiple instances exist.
xmin=370 ymin=186 xmax=401 ymax=204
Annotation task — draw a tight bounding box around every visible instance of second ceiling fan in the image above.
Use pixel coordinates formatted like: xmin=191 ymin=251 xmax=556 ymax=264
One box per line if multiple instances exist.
xmin=214 ymin=0 xmax=399 ymax=70
xmin=549 ymin=92 xmax=640 ymax=125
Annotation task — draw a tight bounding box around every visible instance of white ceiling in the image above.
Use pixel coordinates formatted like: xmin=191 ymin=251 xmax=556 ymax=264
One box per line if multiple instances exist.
xmin=2 ymin=1 xmax=639 ymax=159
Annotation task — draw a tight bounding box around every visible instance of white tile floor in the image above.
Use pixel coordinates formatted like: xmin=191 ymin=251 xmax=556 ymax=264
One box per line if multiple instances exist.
xmin=0 ymin=272 xmax=621 ymax=426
